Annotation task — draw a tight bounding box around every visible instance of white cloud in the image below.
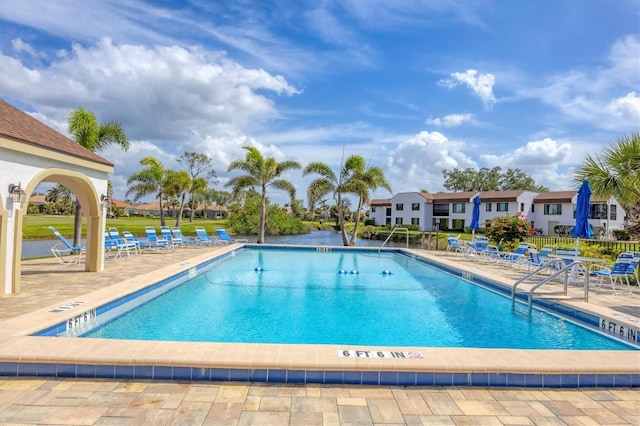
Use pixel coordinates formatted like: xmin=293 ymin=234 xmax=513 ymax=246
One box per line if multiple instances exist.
xmin=426 ymin=113 xmax=475 ymax=128
xmin=11 ymin=38 xmax=45 ymax=59
xmin=480 ymin=138 xmax=573 ymax=190
xmin=0 ymin=37 xmax=300 ymax=141
xmin=606 ymin=91 xmax=640 ymax=122
xmin=519 ymin=35 xmax=640 ymax=130
xmin=386 ymin=131 xmax=477 ymax=192
xmin=439 ymin=69 xmax=496 ymax=109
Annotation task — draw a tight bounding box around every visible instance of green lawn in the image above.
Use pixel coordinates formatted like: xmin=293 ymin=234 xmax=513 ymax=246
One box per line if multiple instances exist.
xmin=22 ymin=215 xmax=231 ymax=240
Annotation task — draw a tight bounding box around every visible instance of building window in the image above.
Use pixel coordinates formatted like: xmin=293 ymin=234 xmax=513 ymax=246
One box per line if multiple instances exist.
xmin=497 ymin=202 xmax=509 ymax=212
xmin=452 ymin=203 xmax=465 ymax=213
xmin=396 ymin=203 xmax=404 ymax=211
xmin=395 ymin=217 xmax=403 ymax=225
xmin=371 ymin=207 xmax=376 ymax=213
xmin=520 ymin=203 xmax=525 ymax=211
xmin=411 ymin=203 xmax=420 ymax=211
xmin=610 ymin=205 xmax=617 ymax=220
xmin=433 ymin=203 xmax=449 ymax=216
xmin=531 ymin=204 xmax=535 ymax=212
xmin=452 ymin=219 xmax=465 ymax=229
xmin=411 ymin=217 xmax=419 ymax=225
xmin=485 ymin=203 xmax=492 ymax=212
xmin=589 ymin=204 xmax=607 ymax=219
xmin=386 ymin=207 xmax=392 ymax=216
xmin=544 ymin=204 xmax=562 ymax=215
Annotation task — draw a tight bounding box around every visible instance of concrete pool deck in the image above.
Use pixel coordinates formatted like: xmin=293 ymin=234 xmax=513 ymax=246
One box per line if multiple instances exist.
xmin=0 ymin=244 xmax=639 ymax=424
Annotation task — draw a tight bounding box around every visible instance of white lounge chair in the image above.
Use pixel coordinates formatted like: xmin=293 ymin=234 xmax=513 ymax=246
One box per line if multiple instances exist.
xmin=48 ymin=226 xmax=85 ymax=264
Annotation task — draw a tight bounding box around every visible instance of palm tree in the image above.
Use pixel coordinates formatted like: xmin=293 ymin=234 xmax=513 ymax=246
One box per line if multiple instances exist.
xmin=348 ymin=160 xmax=391 ymax=245
xmin=226 ymin=146 xmax=301 ymax=243
xmin=126 ymin=157 xmax=168 ymax=226
xmin=164 ymin=169 xmax=192 ymax=228
xmin=68 ymin=108 xmax=129 ymax=246
xmin=574 ymin=132 xmax=640 ymax=238
xmin=304 ymin=154 xmax=390 ymax=246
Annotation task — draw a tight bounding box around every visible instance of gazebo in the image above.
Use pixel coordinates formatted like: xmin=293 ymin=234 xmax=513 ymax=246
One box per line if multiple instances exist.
xmin=0 ymin=98 xmax=114 ymax=295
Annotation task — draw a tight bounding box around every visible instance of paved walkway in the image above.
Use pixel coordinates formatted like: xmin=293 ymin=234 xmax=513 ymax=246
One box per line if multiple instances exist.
xmin=0 ymin=246 xmax=638 ymax=425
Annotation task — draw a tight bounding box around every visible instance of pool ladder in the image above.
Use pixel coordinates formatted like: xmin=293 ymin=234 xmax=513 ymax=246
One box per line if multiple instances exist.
xmin=511 ymin=259 xmax=590 ymax=313
xmin=378 ymin=227 xmax=409 ymax=254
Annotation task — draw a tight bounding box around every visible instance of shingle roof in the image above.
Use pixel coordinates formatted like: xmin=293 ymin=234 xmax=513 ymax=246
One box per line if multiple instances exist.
xmin=0 ymin=98 xmax=113 ymax=167
xmin=533 ymin=191 xmax=576 ymax=203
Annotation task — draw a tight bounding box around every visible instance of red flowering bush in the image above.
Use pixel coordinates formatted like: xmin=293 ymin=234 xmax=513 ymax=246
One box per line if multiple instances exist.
xmin=486 ymin=213 xmax=534 ymax=243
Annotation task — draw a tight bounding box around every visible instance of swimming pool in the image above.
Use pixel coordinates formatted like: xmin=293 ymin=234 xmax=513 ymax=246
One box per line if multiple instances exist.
xmin=81 ymin=248 xmax=631 ymax=350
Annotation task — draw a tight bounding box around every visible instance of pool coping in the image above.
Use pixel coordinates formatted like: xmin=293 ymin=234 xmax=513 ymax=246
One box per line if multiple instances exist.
xmin=1 ymin=244 xmax=638 ymax=387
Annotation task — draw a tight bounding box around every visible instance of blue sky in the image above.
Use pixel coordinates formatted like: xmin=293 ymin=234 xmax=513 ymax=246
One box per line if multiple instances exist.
xmin=1 ymin=0 xmax=638 ymax=205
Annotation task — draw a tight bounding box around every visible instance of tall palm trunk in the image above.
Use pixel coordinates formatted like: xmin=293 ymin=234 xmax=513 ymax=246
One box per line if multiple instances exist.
xmin=337 ymin=191 xmax=349 ymax=246
xmin=73 ymin=199 xmax=83 ymax=247
xmin=349 ymin=197 xmax=364 ymax=246
xmin=258 ymin=187 xmax=267 ymax=243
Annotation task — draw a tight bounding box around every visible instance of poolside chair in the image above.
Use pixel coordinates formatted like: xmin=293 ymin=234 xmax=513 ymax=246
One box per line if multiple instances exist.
xmin=104 ymin=230 xmax=123 ymax=260
xmin=144 ymin=226 xmax=173 ymax=251
xmin=108 ymin=228 xmax=139 ymax=255
xmin=122 ymin=231 xmax=149 ymax=250
xmin=161 ymin=226 xmax=183 ymax=248
xmin=495 ymin=242 xmax=531 ymax=269
xmin=215 ymin=228 xmax=249 ymax=244
xmin=194 ymin=226 xmax=223 ymax=245
xmin=445 ymin=235 xmax=464 ymax=255
xmin=617 ymin=252 xmax=639 ymax=286
xmin=589 ymin=258 xmax=633 ymax=294
xmin=171 ymin=227 xmax=197 ymax=246
xmin=48 ymin=226 xmax=85 ymax=265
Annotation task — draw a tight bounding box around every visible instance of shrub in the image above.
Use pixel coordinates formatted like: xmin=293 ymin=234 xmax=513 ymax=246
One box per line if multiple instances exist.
xmin=613 ymin=229 xmax=630 ymax=241
xmin=364 ymin=218 xmax=376 ymax=226
xmin=486 ymin=213 xmax=534 ymax=244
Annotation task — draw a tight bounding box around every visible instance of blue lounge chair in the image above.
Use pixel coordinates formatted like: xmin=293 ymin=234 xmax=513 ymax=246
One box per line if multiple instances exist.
xmin=171 ymin=227 xmax=197 ymax=245
xmin=144 ymin=226 xmax=172 ymax=251
xmin=161 ymin=226 xmax=183 ymax=247
xmin=445 ymin=236 xmax=464 ymax=255
xmin=49 ymin=226 xmax=85 ymax=264
xmin=590 ymin=258 xmax=633 ymax=294
xmin=122 ymin=231 xmax=148 ymax=250
xmin=194 ymin=226 xmax=223 ymax=245
xmin=108 ymin=228 xmax=139 ymax=255
xmin=215 ymin=228 xmax=248 ymax=244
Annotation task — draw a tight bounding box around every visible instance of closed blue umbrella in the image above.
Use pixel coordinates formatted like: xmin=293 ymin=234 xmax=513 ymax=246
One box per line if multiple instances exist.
xmin=471 ymin=195 xmax=481 ymax=239
xmin=572 ymin=180 xmax=594 ymax=239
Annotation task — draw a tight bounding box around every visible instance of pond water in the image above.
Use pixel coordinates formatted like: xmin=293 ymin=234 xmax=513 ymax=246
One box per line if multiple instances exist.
xmin=21 ymin=230 xmax=422 ymax=259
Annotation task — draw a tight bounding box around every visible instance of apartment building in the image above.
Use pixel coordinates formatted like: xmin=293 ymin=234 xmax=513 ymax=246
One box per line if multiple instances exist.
xmin=369 ymin=190 xmax=625 ymax=237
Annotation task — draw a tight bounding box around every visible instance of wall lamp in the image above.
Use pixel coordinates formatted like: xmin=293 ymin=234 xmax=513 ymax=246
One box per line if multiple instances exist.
xmin=100 ymin=194 xmax=108 ymax=203
xmin=8 ymin=183 xmax=27 ymax=204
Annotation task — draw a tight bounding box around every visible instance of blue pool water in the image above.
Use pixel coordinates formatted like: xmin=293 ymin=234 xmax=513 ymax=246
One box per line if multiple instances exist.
xmin=83 ymin=248 xmax=631 ymax=350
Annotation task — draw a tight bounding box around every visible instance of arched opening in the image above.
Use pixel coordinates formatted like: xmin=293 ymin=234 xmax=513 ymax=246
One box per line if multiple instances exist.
xmin=7 ymin=169 xmax=106 ymax=295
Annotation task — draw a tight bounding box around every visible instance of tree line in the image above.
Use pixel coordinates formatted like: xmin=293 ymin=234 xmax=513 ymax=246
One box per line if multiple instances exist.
xmin=45 ymin=107 xmax=640 ymax=244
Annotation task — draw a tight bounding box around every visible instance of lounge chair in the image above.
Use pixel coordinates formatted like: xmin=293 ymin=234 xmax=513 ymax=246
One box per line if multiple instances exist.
xmin=161 ymin=226 xmax=183 ymax=248
xmin=104 ymin=230 xmax=121 ymax=260
xmin=171 ymin=227 xmax=197 ymax=245
xmin=108 ymin=228 xmax=139 ymax=255
xmin=48 ymin=226 xmax=85 ymax=264
xmin=495 ymin=242 xmax=531 ymax=269
xmin=194 ymin=226 xmax=223 ymax=245
xmin=616 ymin=252 xmax=639 ymax=286
xmin=589 ymin=258 xmax=633 ymax=294
xmin=144 ymin=226 xmax=173 ymax=251
xmin=445 ymin=235 xmax=464 ymax=255
xmin=122 ymin=231 xmax=150 ymax=250
xmin=215 ymin=228 xmax=249 ymax=244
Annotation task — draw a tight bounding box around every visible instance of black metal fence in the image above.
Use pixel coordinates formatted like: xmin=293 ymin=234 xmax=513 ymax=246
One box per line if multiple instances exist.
xmin=524 ymin=236 xmax=639 ymax=255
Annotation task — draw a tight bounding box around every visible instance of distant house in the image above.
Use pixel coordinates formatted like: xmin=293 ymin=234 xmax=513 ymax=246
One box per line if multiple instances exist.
xmin=28 ymin=194 xmax=47 ymax=213
xmin=111 ymin=199 xmax=139 ymax=216
xmin=369 ymin=189 xmax=626 ymax=237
